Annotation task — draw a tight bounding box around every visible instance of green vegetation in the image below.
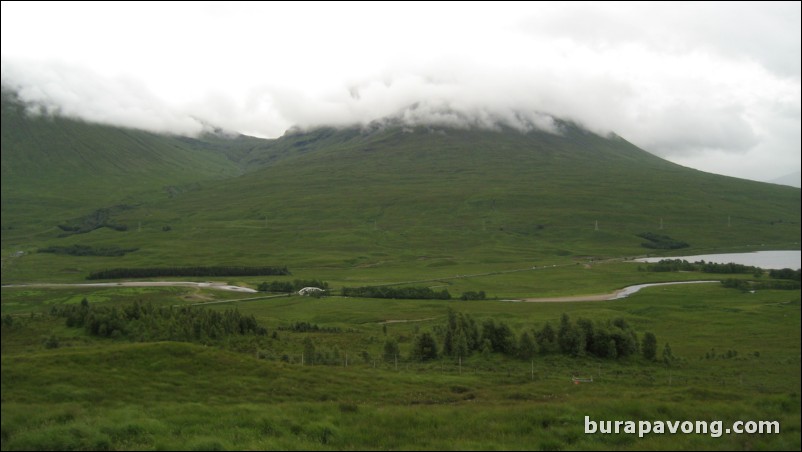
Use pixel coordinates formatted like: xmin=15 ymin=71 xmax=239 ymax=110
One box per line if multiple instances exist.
xmin=56 ymin=206 xmax=133 ymax=236
xmin=51 ymin=298 xmax=266 ymax=341
xmin=460 ymin=290 xmax=487 ymax=300
xmin=721 ymin=278 xmax=801 ymax=292
xmin=342 ymin=285 xmax=452 ymax=300
xmin=637 ymin=232 xmax=690 ymax=250
xmin=87 ymin=266 xmax=290 ymax=280
xmin=38 ymin=244 xmax=138 ymax=257
xmin=644 ymin=259 xmax=762 ymax=274
xmin=1 ymin=282 xmax=799 ymax=450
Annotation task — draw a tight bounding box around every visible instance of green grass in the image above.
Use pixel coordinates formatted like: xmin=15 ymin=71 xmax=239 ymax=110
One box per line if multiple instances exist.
xmin=2 ymin=281 xmax=800 ymax=450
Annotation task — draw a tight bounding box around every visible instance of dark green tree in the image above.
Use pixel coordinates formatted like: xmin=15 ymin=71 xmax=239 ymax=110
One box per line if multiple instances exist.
xmin=411 ymin=332 xmax=438 ymax=361
xmin=383 ymin=338 xmax=400 ymax=362
xmin=662 ymin=342 xmax=674 ymax=366
xmin=518 ymin=331 xmax=536 ymax=359
xmin=536 ymin=322 xmax=557 ymax=354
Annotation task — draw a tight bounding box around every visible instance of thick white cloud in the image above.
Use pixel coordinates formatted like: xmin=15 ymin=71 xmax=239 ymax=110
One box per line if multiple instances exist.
xmin=1 ymin=2 xmax=799 ymax=185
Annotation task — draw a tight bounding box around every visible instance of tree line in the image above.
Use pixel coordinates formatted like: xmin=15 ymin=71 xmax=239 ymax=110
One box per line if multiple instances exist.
xmin=342 ymin=286 xmax=452 ymax=300
xmin=394 ymin=309 xmax=662 ymax=363
xmin=644 ymin=260 xmax=801 ymax=280
xmin=769 ymin=268 xmax=801 ymax=281
xmin=87 ymin=266 xmax=290 ymax=280
xmin=38 ymin=244 xmax=138 ymax=257
xmin=278 ymin=321 xmax=342 ymax=333
xmin=644 ymin=259 xmax=761 ymax=274
xmin=721 ymin=278 xmax=800 ymax=292
xmin=51 ymin=299 xmax=266 ymax=342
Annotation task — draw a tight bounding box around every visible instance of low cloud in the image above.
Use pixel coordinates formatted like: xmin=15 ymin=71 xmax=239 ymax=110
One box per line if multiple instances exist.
xmin=1 ymin=2 xmax=799 ymax=182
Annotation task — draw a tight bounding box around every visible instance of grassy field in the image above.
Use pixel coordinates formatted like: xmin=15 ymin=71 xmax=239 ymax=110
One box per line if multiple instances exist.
xmin=2 ymin=274 xmax=800 ymax=450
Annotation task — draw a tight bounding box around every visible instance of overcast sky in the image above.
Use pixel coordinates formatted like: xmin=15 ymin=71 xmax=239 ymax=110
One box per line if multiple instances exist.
xmin=2 ymin=2 xmax=800 ymax=185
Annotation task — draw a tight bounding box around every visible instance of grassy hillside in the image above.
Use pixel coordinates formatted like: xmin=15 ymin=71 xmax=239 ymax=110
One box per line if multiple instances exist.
xmin=2 ymin=92 xmax=799 ymax=286
xmin=7 ymin=121 xmax=797 ymax=283
xmin=2 ymin=282 xmax=799 ymax=450
xmin=0 ymin=90 xmax=253 ymax=241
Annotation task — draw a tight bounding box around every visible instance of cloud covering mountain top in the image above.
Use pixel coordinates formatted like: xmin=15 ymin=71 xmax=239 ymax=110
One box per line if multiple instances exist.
xmin=1 ymin=2 xmax=799 ymax=183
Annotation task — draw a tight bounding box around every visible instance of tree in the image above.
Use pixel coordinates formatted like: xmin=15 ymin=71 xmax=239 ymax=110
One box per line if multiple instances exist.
xmin=662 ymin=342 xmax=674 ymax=366
xmin=44 ymin=334 xmax=60 ymax=349
xmin=383 ymin=338 xmax=400 ymax=362
xmin=536 ymin=322 xmax=557 ymax=354
xmin=642 ymin=332 xmax=658 ymax=361
xmin=453 ymin=330 xmax=469 ymax=359
xmin=411 ymin=332 xmax=438 ymax=361
xmin=557 ymin=314 xmax=585 ymax=356
xmin=518 ymin=331 xmax=536 ymax=359
xmin=481 ymin=339 xmax=493 ymax=360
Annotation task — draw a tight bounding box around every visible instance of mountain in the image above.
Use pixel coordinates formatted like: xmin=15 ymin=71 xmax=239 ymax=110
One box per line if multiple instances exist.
xmin=769 ymin=171 xmax=802 ymax=188
xmin=2 ymin=93 xmax=799 ymax=281
xmin=1 ymin=89 xmax=269 ymax=235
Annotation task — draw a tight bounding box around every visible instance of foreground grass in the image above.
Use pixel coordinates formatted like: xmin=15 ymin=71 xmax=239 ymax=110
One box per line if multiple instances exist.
xmin=2 ymin=282 xmax=799 ymax=450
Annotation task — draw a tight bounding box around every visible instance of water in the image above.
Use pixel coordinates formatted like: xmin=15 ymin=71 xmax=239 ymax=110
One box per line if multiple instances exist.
xmin=634 ymin=250 xmax=800 ymax=270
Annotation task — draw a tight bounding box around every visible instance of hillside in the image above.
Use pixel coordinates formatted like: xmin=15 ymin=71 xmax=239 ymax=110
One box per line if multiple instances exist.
xmin=2 ymin=108 xmax=798 ymax=282
xmin=0 ymin=89 xmax=260 ymax=238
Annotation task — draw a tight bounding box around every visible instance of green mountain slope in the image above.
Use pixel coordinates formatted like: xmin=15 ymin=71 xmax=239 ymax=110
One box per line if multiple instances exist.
xmin=0 ymin=90 xmax=251 ymax=235
xmin=148 ymin=124 xmax=798 ymax=266
xmin=2 ymin=95 xmax=799 ymax=282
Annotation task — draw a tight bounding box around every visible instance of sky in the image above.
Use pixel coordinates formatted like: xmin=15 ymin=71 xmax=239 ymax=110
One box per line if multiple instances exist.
xmin=1 ymin=2 xmax=800 ymax=186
